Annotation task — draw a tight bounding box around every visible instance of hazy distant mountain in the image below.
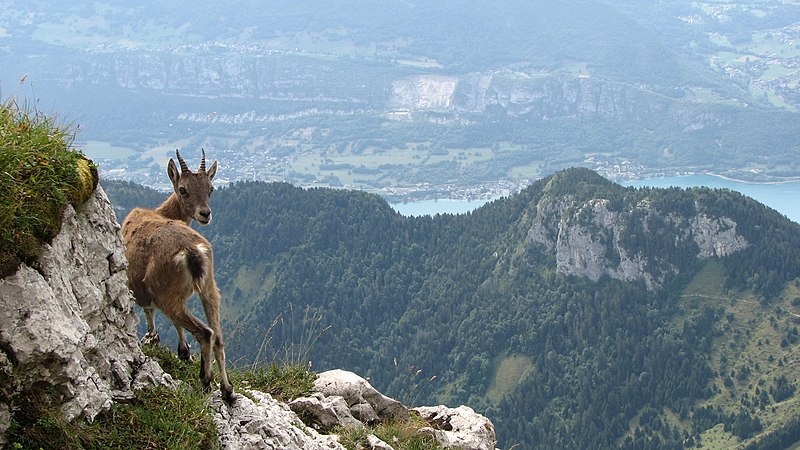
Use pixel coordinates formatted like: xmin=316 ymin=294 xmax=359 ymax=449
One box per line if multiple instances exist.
xmin=104 ymin=168 xmax=800 ymax=449
xmin=4 ymin=1 xmax=800 ymax=193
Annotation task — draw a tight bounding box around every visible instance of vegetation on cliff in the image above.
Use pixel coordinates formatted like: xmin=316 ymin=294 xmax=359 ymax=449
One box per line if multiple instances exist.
xmin=6 ymin=343 xmax=320 ymax=449
xmin=0 ymin=97 xmax=96 ymax=278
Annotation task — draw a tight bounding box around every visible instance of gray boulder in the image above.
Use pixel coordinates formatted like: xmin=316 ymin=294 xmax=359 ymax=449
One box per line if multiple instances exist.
xmin=208 ymin=390 xmax=346 ymax=450
xmin=289 ymin=392 xmax=363 ymax=429
xmin=412 ymin=405 xmax=498 ymax=450
xmin=314 ymin=369 xmax=409 ymax=424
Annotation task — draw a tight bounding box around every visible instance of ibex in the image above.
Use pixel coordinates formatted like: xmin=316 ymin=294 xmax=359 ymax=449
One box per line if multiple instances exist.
xmin=121 ymin=149 xmax=233 ymax=401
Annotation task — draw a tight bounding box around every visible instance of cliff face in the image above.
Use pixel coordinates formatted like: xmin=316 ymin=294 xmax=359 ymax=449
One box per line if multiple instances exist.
xmin=55 ymin=52 xmax=687 ymax=124
xmin=0 ymin=186 xmax=173 ymax=443
xmin=508 ymin=171 xmax=750 ymax=289
xmin=450 ymin=72 xmax=666 ymax=120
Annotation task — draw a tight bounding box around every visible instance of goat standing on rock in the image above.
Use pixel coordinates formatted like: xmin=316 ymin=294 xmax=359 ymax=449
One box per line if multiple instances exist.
xmin=122 ymin=149 xmax=233 ymax=402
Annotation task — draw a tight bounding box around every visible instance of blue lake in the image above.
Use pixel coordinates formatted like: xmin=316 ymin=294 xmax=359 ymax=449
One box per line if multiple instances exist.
xmin=623 ymin=175 xmax=800 ymax=224
xmin=391 ymin=198 xmax=497 ymax=217
xmin=391 ymin=175 xmax=800 ymax=223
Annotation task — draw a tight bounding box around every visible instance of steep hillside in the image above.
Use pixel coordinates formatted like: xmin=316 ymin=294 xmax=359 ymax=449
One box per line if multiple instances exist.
xmin=105 ymin=168 xmax=800 ymax=449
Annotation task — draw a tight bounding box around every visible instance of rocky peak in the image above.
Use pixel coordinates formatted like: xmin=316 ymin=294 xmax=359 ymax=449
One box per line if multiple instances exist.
xmin=510 ymin=170 xmax=750 ymax=289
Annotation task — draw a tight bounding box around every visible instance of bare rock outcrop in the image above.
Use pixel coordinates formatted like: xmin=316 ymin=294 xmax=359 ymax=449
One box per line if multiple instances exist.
xmin=311 ymin=369 xmax=410 ymax=424
xmin=208 ymin=390 xmax=345 ymax=450
xmin=288 ymin=370 xmax=498 ymax=450
xmin=514 ymin=174 xmax=751 ymax=290
xmin=413 ymin=405 xmax=498 ymax=450
xmin=289 ymin=392 xmax=364 ymax=429
xmin=0 ymin=186 xmax=173 ymax=444
xmin=691 ymin=214 xmax=748 ymax=258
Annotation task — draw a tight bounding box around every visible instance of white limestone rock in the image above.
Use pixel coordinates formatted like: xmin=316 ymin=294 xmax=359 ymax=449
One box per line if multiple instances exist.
xmin=0 ymin=187 xmax=173 ymax=429
xmin=412 ymin=405 xmax=498 ymax=450
xmin=208 ymin=390 xmax=345 ymax=450
xmin=289 ymin=392 xmax=364 ymax=429
xmin=314 ymin=369 xmax=409 ymax=424
xmin=361 ymin=434 xmax=395 ymax=450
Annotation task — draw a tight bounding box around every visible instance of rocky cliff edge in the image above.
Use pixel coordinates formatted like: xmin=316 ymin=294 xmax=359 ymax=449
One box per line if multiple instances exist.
xmin=0 ymin=186 xmax=497 ymax=450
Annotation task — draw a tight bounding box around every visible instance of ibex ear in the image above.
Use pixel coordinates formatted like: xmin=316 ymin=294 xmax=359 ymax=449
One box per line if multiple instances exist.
xmin=167 ymin=158 xmax=181 ymax=190
xmin=207 ymin=160 xmax=218 ymax=181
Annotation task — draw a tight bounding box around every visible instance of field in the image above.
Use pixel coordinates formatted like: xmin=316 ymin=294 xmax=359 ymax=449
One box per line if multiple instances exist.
xmin=486 ymin=355 xmax=535 ymax=406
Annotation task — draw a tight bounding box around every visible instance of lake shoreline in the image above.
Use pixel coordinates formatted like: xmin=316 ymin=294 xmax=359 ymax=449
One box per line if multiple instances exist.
xmin=391 ymin=174 xmax=800 ymax=223
xmin=704 ymin=172 xmax=800 ymax=186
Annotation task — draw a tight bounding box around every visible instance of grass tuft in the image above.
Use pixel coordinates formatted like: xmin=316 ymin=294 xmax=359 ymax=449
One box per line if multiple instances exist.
xmin=7 ymin=383 xmax=220 ymax=450
xmin=89 ymin=386 xmax=220 ymax=450
xmin=232 ymin=363 xmax=316 ymax=403
xmin=0 ymin=96 xmax=97 ymax=278
xmin=335 ymin=412 xmax=443 ymax=450
xmin=142 ymin=342 xmax=206 ymax=390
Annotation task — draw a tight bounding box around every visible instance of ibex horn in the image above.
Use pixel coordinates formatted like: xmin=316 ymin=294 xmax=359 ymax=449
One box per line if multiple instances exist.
xmin=176 ymin=149 xmax=190 ymax=173
xmin=199 ymin=148 xmax=207 ymax=172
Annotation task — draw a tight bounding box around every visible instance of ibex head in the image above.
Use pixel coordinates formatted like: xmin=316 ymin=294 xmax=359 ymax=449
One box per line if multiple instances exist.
xmin=167 ymin=149 xmax=218 ymax=225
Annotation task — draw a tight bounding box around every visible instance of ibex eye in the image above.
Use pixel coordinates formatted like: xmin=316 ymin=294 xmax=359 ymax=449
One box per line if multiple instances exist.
xmin=179 ymin=187 xmax=188 ymax=196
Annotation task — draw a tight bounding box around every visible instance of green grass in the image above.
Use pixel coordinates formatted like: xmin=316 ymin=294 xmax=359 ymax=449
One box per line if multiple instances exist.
xmin=486 ymin=355 xmax=534 ymax=406
xmin=232 ymin=363 xmax=316 ymax=403
xmin=335 ymin=412 xmax=443 ymax=450
xmin=0 ymin=96 xmax=97 ymax=278
xmin=664 ymin=261 xmax=800 ymax=447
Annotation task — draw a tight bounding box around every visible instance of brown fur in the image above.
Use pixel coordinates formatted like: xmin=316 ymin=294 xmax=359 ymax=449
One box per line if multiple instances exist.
xmin=121 ymin=149 xmax=233 ymax=402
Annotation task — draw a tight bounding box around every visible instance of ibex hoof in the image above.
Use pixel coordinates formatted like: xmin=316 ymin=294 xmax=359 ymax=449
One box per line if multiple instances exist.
xmin=141 ymin=332 xmax=160 ymax=346
xmin=200 ymin=371 xmax=215 ymax=391
xmin=178 ymin=344 xmax=193 ymax=362
xmin=221 ymin=384 xmax=235 ymax=403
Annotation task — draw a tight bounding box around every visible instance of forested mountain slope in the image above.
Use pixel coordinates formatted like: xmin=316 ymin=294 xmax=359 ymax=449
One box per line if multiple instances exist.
xmin=104 ymin=168 xmax=800 ymax=449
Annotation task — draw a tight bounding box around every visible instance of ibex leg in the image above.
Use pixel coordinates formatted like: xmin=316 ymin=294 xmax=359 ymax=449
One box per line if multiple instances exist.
xmin=141 ymin=306 xmax=160 ymax=345
xmin=171 ymin=308 xmax=215 ymax=389
xmin=174 ymin=325 xmax=193 ymax=362
xmin=201 ymin=293 xmax=233 ymax=402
